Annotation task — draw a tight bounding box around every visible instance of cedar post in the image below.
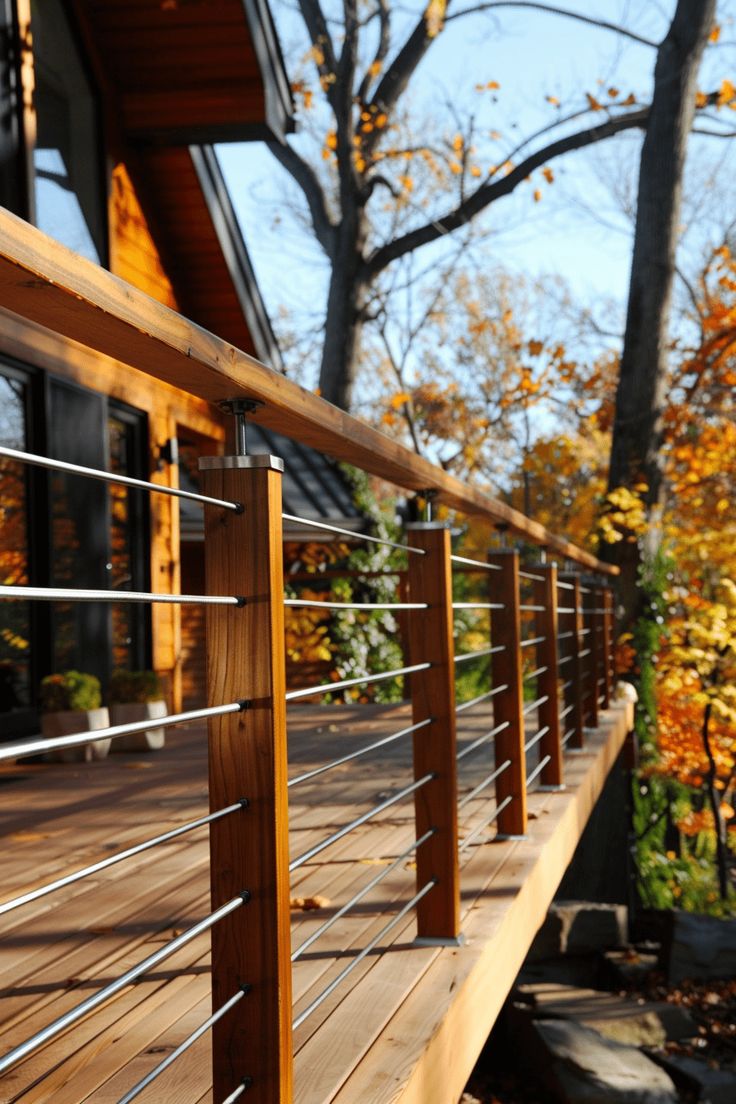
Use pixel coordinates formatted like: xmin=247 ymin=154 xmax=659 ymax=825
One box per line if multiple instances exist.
xmin=559 ymin=573 xmax=585 ymax=750
xmin=406 ymin=523 xmax=460 ymax=942
xmin=595 ymin=583 xmax=612 ymax=710
xmin=582 ymin=583 xmax=599 ymax=729
xmin=200 ymin=452 xmax=292 ymax=1104
xmin=487 ymin=550 xmax=527 ymax=837
xmin=531 ymin=562 xmax=563 ymax=788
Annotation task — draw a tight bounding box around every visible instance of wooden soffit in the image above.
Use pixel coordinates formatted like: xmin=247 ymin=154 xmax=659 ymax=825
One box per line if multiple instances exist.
xmin=79 ymin=0 xmax=293 ymax=144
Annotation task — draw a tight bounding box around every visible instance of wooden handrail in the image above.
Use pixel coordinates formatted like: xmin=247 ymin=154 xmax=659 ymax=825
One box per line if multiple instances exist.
xmin=0 ymin=209 xmax=617 ymax=575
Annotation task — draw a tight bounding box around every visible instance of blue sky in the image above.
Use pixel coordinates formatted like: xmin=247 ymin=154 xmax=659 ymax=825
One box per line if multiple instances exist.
xmin=218 ymin=1 xmax=735 ymax=379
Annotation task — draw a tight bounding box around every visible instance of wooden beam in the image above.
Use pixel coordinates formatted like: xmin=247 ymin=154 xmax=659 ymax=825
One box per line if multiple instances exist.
xmin=0 ymin=210 xmax=617 ymax=575
xmin=406 ymin=524 xmax=460 ymax=941
xmin=201 ymin=455 xmax=293 ymax=1104
xmin=559 ymin=574 xmax=585 ymax=751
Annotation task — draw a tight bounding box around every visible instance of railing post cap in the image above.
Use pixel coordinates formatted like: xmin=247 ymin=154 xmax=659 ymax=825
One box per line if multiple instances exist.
xmin=198 ymin=454 xmax=284 ymax=473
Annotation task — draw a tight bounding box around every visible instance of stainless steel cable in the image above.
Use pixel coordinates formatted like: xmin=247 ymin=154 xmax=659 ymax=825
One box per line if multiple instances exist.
xmin=458 ymin=759 xmax=512 ymax=809
xmin=289 ymin=774 xmax=434 ymax=872
xmin=0 ymin=585 xmax=242 ymax=606
xmin=525 ymin=755 xmax=552 ymax=789
xmin=285 ymin=662 xmax=430 ymax=702
xmin=0 ymin=444 xmax=240 ymax=512
xmin=524 ymin=726 xmax=549 ymax=754
xmin=450 ymin=554 xmax=502 ymax=572
xmin=523 ymin=665 xmax=548 ymax=682
xmin=0 ymin=702 xmax=245 ymax=764
xmin=520 ymin=635 xmax=546 ymax=649
xmin=284 ymin=599 xmax=427 ymax=611
xmin=456 ymin=721 xmax=510 ymax=762
xmin=282 ymin=513 xmax=425 ymax=555
xmin=292 ymin=880 xmax=436 ymax=1030
xmin=519 ymin=570 xmax=546 ymax=583
xmin=519 ymin=604 xmax=545 ymax=612
xmin=0 ymin=895 xmax=247 ymax=1075
xmin=0 ymin=802 xmax=246 ymax=915
xmin=561 ymin=728 xmax=575 ymax=747
xmin=459 ymin=796 xmax=513 ymax=851
xmin=288 ymin=718 xmax=432 ymax=788
xmin=221 ymin=1083 xmax=252 ymax=1104
xmin=117 ymin=988 xmax=249 ymax=1103
xmin=455 ymin=685 xmax=508 ymax=714
xmin=291 ymin=829 xmax=436 ymax=962
xmin=452 ymin=602 xmax=505 ymax=610
xmin=454 ymin=645 xmax=504 ymax=665
xmin=559 ymin=703 xmax=575 ymax=720
xmin=522 ymin=694 xmax=549 ymax=716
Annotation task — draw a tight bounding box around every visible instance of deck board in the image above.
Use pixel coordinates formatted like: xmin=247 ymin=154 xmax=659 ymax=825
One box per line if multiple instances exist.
xmin=0 ymin=700 xmax=631 ymax=1103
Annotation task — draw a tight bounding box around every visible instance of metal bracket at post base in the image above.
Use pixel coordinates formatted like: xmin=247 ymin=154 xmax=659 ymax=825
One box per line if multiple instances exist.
xmin=413 ymin=933 xmax=466 ymax=948
xmin=199 ymin=454 xmax=284 ymax=473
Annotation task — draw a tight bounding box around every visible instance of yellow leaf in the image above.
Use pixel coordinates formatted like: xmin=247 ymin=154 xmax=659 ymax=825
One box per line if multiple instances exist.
xmin=425 ymin=0 xmax=446 ymax=37
xmin=621 ymin=93 xmax=637 ymax=106
xmin=325 ymin=130 xmax=337 ymax=150
xmin=533 ymin=188 xmax=542 ymax=202
xmin=695 ymin=90 xmax=709 ymax=108
xmin=390 ymin=392 xmax=411 ymax=409
xmin=470 ymin=165 xmax=481 ymax=178
xmin=542 ymin=167 xmax=554 ymax=184
xmin=608 ymin=87 xmax=619 ymax=98
xmin=718 ymin=78 xmax=736 ymax=106
xmin=545 ymin=94 xmax=559 ymax=106
xmin=449 ymin=160 xmax=462 ymax=174
xmin=710 ymin=23 xmax=721 ymax=43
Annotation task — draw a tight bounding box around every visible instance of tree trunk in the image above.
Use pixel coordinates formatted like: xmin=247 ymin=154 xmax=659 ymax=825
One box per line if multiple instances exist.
xmin=703 ymin=702 xmax=730 ymax=901
xmin=607 ymin=0 xmax=716 ymax=625
xmin=318 ymin=262 xmax=367 ymax=410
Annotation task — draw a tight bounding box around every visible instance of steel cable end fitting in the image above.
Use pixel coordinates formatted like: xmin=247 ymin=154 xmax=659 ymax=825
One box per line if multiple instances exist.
xmin=239 ymin=890 xmax=252 ymax=904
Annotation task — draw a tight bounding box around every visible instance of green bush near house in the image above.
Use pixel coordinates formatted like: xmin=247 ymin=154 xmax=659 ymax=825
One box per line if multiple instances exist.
xmin=40 ymin=671 xmax=102 ymax=713
xmin=108 ymin=669 xmax=163 ymax=705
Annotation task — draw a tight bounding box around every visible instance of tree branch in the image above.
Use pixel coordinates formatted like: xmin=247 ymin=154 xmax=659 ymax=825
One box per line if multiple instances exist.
xmin=297 ymin=0 xmax=340 ymax=111
xmin=445 ymin=1 xmax=658 ymax=47
xmin=267 ymin=141 xmax=337 ymax=257
xmin=357 ymin=0 xmax=391 ymax=103
xmin=364 ymin=108 xmax=649 ymax=276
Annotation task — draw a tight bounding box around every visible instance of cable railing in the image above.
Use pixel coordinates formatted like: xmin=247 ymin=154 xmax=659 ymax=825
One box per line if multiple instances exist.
xmin=0 ymin=425 xmax=619 ymax=1101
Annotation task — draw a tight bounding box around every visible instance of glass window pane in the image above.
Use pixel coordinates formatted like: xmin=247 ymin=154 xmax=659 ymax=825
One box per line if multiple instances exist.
xmin=31 ymin=0 xmax=105 ymax=263
xmin=0 ymin=374 xmax=31 ymax=714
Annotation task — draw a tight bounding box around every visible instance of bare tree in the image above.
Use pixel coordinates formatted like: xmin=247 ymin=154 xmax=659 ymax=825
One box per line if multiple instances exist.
xmin=606 ymin=0 xmax=718 ymax=624
xmin=268 ymin=0 xmax=673 ymax=410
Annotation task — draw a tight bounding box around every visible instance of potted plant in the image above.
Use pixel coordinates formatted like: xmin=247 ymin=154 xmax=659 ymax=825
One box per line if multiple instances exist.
xmin=40 ymin=670 xmax=111 ymax=762
xmin=108 ymin=669 xmax=167 ymax=751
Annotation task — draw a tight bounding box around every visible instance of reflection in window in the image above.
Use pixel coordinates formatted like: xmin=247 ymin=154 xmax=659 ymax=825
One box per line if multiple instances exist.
xmin=108 ymin=414 xmax=139 ymax=670
xmin=31 ymin=0 xmax=105 ymax=263
xmin=0 ymin=374 xmax=31 ymax=714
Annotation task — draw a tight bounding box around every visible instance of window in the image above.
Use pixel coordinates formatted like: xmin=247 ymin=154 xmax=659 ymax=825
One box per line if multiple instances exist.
xmin=0 ymin=369 xmax=32 ymax=723
xmin=30 ymin=0 xmax=106 ymax=263
xmin=0 ymin=363 xmax=150 ymax=735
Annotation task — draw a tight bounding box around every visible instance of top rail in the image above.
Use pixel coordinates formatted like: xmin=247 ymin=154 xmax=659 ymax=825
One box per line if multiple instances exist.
xmin=0 ymin=209 xmax=617 ymax=576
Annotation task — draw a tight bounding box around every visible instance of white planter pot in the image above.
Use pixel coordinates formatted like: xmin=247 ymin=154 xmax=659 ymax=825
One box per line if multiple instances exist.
xmin=41 ymin=707 xmax=111 ymax=762
xmin=109 ymin=700 xmax=167 ymax=752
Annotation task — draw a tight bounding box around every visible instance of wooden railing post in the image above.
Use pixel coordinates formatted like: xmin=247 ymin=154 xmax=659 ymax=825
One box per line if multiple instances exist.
xmin=581 ymin=582 xmax=599 ymax=730
xmin=487 ymin=550 xmax=527 ymax=837
xmin=406 ymin=523 xmax=460 ymax=942
xmin=531 ymin=562 xmax=563 ymax=788
xmin=595 ymin=583 xmax=612 ymax=710
xmin=559 ymin=573 xmax=585 ymax=750
xmin=200 ymin=453 xmax=292 ymax=1104
xmin=602 ymin=585 xmax=615 ymax=705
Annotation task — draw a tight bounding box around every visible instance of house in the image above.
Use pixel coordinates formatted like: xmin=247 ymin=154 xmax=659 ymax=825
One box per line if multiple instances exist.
xmin=0 ymin=0 xmax=361 ymax=737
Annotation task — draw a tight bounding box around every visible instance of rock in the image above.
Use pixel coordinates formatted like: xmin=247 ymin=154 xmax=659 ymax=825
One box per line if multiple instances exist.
xmin=514 ymin=983 xmax=696 ymax=1047
xmin=649 ymin=1052 xmax=736 ymax=1104
xmin=665 ymin=911 xmax=736 ymax=984
xmin=528 ymin=901 xmax=628 ymax=961
xmin=533 ymin=1018 xmax=679 ymax=1103
xmin=601 ymin=949 xmax=659 ymax=988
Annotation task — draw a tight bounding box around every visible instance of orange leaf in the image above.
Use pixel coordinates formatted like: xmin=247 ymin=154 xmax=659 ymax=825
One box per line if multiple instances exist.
xmin=586 ymin=93 xmax=603 ymax=112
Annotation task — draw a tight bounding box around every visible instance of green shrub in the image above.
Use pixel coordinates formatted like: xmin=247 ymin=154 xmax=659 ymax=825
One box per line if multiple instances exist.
xmin=108 ymin=669 xmax=163 ymax=704
xmin=40 ymin=670 xmax=101 ymax=712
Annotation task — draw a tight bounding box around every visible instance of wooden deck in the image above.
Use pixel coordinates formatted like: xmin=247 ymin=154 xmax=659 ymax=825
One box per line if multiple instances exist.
xmin=0 ymin=698 xmax=632 ymax=1104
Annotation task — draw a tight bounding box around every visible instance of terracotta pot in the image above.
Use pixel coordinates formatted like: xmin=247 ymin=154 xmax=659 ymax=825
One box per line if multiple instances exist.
xmin=109 ymin=700 xmax=166 ymax=751
xmin=41 ymin=707 xmax=111 ymax=762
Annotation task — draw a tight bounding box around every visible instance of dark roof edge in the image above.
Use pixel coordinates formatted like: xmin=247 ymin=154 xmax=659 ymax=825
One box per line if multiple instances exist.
xmin=240 ymin=0 xmax=295 ymax=142
xmin=190 ymin=145 xmax=284 ymax=373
